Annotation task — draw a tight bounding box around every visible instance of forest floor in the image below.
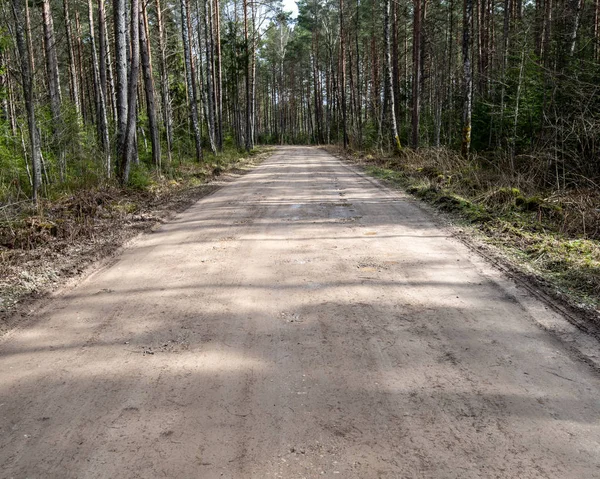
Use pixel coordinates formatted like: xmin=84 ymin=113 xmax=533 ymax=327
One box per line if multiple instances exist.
xmin=0 ymin=146 xmax=599 ymax=478
xmin=0 ymin=148 xmax=271 ymax=335
xmin=327 ymin=145 xmax=600 ymax=333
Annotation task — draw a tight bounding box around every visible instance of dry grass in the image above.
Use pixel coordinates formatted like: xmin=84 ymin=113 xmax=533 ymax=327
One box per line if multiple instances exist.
xmin=332 ymin=145 xmax=600 ymax=313
xmin=0 ymin=147 xmax=272 ymax=323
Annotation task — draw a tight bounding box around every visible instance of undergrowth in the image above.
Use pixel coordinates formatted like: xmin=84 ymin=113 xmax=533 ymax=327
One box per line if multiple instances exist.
xmin=337 ymin=146 xmax=600 ymax=310
xmin=0 ymin=146 xmax=270 ymax=313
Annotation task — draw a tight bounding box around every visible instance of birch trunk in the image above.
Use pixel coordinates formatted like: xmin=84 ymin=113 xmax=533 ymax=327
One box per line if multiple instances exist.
xmin=114 ymin=0 xmax=129 ymax=158
xmin=384 ymin=0 xmax=401 ymax=152
xmin=569 ymin=0 xmax=582 ymax=56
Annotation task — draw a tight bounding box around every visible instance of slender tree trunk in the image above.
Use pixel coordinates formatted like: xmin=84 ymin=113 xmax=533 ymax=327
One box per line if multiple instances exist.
xmin=540 ymin=0 xmax=551 ymax=63
xmin=340 ymin=0 xmax=349 ymax=149
xmin=355 ymin=0 xmax=362 ymax=148
xmin=511 ymin=50 xmax=525 ymax=166
xmin=24 ymin=0 xmax=35 ymax=74
xmin=446 ymin=0 xmax=454 ymax=142
xmin=42 ymin=0 xmax=63 ymax=110
xmin=595 ymin=0 xmax=600 ymax=61
xmin=392 ymin=0 xmax=401 ymax=131
xmin=88 ymin=0 xmax=111 ymax=175
xmin=41 ymin=0 xmax=64 ymax=177
xmin=114 ymin=0 xmax=129 ymax=160
xmin=384 ymin=0 xmax=401 ymax=152
xmin=0 ymin=52 xmax=15 ymax=134
xmin=154 ymin=0 xmax=173 ymax=162
xmin=569 ymin=0 xmax=582 ymax=56
xmin=214 ymin=0 xmax=223 ymax=151
xmin=75 ymin=11 xmax=88 ymax=122
xmin=101 ymin=1 xmax=117 ymax=123
xmin=12 ymin=0 xmax=42 ymax=202
xmin=461 ymin=0 xmax=473 ymax=157
xmin=140 ymin=1 xmax=161 ymax=168
xmin=63 ymin=0 xmax=81 ymax=115
xmin=120 ymin=0 xmax=140 ymax=183
xmin=243 ymin=0 xmax=251 ymax=151
xmin=97 ymin=0 xmax=108 ymax=105
xmin=312 ymin=30 xmax=323 ymax=143
xmin=499 ymin=0 xmax=511 ymax=142
xmin=203 ymin=0 xmax=217 ymax=154
xmin=181 ymin=0 xmax=203 ymax=161
xmin=250 ymin=1 xmax=257 ymax=148
xmin=412 ymin=0 xmax=422 ymax=148
xmin=6 ymin=56 xmax=18 ymax=135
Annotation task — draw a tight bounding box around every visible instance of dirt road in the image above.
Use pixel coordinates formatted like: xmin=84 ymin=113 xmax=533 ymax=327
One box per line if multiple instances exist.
xmin=1 ymin=146 xmax=599 ymax=478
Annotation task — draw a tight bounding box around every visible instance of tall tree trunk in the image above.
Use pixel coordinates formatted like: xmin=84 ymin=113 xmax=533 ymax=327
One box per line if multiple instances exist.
xmin=63 ymin=0 xmax=81 ymax=115
xmin=41 ymin=0 xmax=64 ymax=176
xmin=595 ymin=0 xmax=600 ymax=61
xmin=250 ymin=1 xmax=257 ymax=148
xmin=154 ymin=0 xmax=173 ymax=162
xmin=540 ymin=0 xmax=551 ymax=64
xmin=243 ymin=0 xmax=251 ymax=151
xmin=214 ymin=0 xmax=223 ymax=151
xmin=384 ymin=0 xmax=401 ymax=152
xmin=120 ymin=0 xmax=140 ymax=183
xmin=0 ymin=51 xmax=16 ymax=134
xmin=98 ymin=0 xmax=118 ymax=121
xmin=447 ymin=0 xmax=454 ymax=141
xmin=12 ymin=0 xmax=42 ymax=202
xmin=114 ymin=0 xmax=129 ymax=159
xmin=356 ymin=0 xmax=362 ymax=148
xmin=461 ymin=0 xmax=473 ymax=157
xmin=499 ymin=0 xmax=511 ymax=141
xmin=181 ymin=0 xmax=203 ymax=161
xmin=569 ymin=0 xmax=582 ymax=56
xmin=88 ymin=0 xmax=111 ymax=175
xmin=340 ymin=0 xmax=349 ymax=149
xmin=203 ymin=0 xmax=217 ymax=154
xmin=140 ymin=1 xmax=161 ymax=168
xmin=24 ymin=0 xmax=35 ymax=74
xmin=75 ymin=11 xmax=88 ymax=122
xmin=98 ymin=0 xmax=108 ymax=106
xmin=412 ymin=0 xmax=422 ymax=148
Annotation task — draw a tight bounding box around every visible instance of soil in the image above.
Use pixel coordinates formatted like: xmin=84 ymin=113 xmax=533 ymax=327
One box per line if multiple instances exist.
xmin=0 ymin=146 xmax=599 ymax=478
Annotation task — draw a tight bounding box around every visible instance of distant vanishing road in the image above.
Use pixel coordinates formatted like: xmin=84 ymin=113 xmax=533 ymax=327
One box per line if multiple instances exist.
xmin=1 ymin=146 xmax=599 ymax=478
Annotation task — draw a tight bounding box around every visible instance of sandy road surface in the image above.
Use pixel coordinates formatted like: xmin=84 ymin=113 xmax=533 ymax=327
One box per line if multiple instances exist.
xmin=1 ymin=146 xmax=599 ymax=478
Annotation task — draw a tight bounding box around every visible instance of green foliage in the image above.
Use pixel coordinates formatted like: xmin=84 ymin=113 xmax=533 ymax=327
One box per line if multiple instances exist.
xmin=129 ymin=164 xmax=155 ymax=190
xmin=0 ymin=132 xmax=30 ymax=203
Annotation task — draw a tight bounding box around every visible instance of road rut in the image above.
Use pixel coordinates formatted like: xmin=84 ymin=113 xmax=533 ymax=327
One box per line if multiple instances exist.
xmin=1 ymin=146 xmax=599 ymax=478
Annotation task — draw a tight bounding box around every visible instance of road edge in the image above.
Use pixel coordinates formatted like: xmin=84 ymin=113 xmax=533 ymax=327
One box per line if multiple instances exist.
xmin=0 ymin=154 xmax=270 ymax=343
xmin=324 ymin=146 xmax=600 ymax=374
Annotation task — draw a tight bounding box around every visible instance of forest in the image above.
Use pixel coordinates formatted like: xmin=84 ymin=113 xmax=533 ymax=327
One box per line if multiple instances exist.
xmin=0 ymin=0 xmax=599 ymax=305
xmin=1 ymin=0 xmax=599 ymax=192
